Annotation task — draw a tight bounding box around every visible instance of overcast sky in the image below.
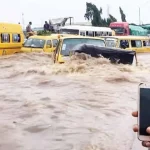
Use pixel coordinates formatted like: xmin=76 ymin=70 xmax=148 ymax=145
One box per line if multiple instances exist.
xmin=1 ymin=0 xmax=150 ymax=27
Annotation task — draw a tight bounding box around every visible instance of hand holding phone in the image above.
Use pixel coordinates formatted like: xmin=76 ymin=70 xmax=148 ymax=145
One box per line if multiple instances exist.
xmin=138 ymin=83 xmax=150 ymax=142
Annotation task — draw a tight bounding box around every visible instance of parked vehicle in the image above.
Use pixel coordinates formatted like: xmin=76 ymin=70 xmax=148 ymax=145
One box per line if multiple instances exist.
xmin=0 ymin=23 xmax=24 ymax=56
xmin=104 ymin=36 xmax=150 ymax=53
xmin=21 ymin=35 xmax=58 ymax=53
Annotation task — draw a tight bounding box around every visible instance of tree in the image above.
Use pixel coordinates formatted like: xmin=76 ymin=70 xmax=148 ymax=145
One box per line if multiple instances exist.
xmin=119 ymin=7 xmax=126 ymax=22
xmin=109 ymin=14 xmax=117 ymax=22
xmin=84 ymin=2 xmax=117 ymax=27
xmin=84 ymin=2 xmax=101 ymax=26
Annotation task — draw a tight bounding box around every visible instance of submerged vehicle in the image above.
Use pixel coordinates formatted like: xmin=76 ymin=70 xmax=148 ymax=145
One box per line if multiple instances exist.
xmin=72 ymin=44 xmax=137 ymax=65
xmin=0 ymin=23 xmax=24 ymax=56
xmin=103 ymin=36 xmax=150 ymax=53
xmin=54 ymin=36 xmax=105 ymax=63
xmin=21 ymin=35 xmax=59 ymax=53
xmin=54 ymin=36 xmax=137 ymax=65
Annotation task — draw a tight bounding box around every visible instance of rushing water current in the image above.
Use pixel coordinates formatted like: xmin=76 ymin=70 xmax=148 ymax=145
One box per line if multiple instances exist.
xmin=0 ymin=52 xmax=150 ymax=150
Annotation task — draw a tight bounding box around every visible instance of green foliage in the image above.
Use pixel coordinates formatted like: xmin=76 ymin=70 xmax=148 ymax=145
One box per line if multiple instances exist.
xmin=84 ymin=2 xmax=117 ymax=27
xmin=37 ymin=30 xmax=51 ymax=36
xmin=119 ymin=7 xmax=126 ymax=22
xmin=109 ymin=14 xmax=117 ymax=22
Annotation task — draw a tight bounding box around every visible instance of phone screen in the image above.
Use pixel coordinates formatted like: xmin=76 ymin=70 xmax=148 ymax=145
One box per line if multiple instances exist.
xmin=139 ymin=87 xmax=150 ymax=136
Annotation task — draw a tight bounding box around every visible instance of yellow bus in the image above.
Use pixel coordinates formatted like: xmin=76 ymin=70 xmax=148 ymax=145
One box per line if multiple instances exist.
xmin=0 ymin=23 xmax=24 ymax=55
xmin=104 ymin=36 xmax=150 ymax=53
xmin=53 ymin=36 xmax=105 ymax=63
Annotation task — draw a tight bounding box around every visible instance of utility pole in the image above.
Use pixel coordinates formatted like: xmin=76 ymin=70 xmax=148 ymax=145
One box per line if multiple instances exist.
xmin=139 ymin=7 xmax=141 ymax=25
xmin=22 ymin=13 xmax=25 ymax=30
xmin=107 ymin=4 xmax=110 ymax=18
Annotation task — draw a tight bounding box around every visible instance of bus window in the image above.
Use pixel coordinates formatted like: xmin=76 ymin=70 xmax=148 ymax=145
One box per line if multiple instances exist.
xmin=95 ymin=32 xmax=101 ymax=36
xmin=13 ymin=34 xmax=21 ymax=43
xmin=143 ymin=41 xmax=147 ymax=46
xmin=102 ymin=32 xmax=107 ymax=36
xmin=131 ymin=40 xmax=142 ymax=48
xmin=52 ymin=39 xmax=58 ymax=47
xmin=120 ymin=40 xmax=129 ymax=49
xmin=80 ymin=31 xmax=85 ymax=36
xmin=60 ymin=29 xmax=79 ymax=35
xmin=143 ymin=40 xmax=150 ymax=47
xmin=1 ymin=33 xmax=10 ymax=43
xmin=100 ymin=32 xmax=103 ymax=36
xmin=109 ymin=32 xmax=112 ymax=36
xmin=88 ymin=31 xmax=94 ymax=37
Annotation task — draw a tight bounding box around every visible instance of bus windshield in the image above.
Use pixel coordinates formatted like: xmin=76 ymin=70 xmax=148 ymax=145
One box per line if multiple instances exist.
xmin=24 ymin=38 xmax=46 ymax=48
xmin=60 ymin=29 xmax=79 ymax=35
xmin=111 ymin=27 xmax=124 ymax=34
xmin=61 ymin=38 xmax=105 ymax=56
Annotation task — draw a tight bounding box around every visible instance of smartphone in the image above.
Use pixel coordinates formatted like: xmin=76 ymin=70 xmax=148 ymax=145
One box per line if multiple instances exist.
xmin=138 ymin=83 xmax=150 ymax=141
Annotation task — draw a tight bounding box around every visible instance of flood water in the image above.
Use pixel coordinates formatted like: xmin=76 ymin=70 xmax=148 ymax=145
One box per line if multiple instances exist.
xmin=0 ymin=52 xmax=150 ymax=150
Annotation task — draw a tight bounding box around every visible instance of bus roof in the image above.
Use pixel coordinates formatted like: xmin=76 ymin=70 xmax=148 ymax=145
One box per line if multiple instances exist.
xmin=104 ymin=36 xmax=150 ymax=40
xmin=60 ymin=25 xmax=112 ymax=32
xmin=0 ymin=23 xmax=23 ymax=33
xmin=59 ymin=35 xmax=104 ymax=40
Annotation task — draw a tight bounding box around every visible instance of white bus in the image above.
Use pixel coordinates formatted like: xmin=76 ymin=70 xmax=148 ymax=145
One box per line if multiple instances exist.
xmin=59 ymin=25 xmax=114 ymax=37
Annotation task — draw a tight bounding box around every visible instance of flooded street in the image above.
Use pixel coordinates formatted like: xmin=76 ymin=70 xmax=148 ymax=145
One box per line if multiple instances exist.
xmin=0 ymin=52 xmax=150 ymax=150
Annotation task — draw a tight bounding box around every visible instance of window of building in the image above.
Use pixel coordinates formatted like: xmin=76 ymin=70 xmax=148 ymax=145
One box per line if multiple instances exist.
xmin=1 ymin=33 xmax=10 ymax=43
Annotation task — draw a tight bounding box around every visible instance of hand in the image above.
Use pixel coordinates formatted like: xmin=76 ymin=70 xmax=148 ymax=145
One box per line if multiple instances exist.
xmin=132 ymin=111 xmax=150 ymax=147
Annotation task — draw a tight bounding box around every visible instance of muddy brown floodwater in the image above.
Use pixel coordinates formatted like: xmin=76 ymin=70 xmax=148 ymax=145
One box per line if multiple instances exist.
xmin=0 ymin=52 xmax=150 ymax=150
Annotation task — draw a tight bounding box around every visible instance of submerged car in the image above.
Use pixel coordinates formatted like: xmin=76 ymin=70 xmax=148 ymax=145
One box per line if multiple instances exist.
xmin=72 ymin=44 xmax=137 ymax=65
xmin=53 ymin=36 xmax=137 ymax=65
xmin=21 ymin=35 xmax=59 ymax=53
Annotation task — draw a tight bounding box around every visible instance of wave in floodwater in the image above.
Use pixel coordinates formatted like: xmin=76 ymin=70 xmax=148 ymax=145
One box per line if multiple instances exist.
xmin=1 ymin=52 xmax=149 ymax=83
xmin=0 ymin=52 xmax=150 ymax=150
